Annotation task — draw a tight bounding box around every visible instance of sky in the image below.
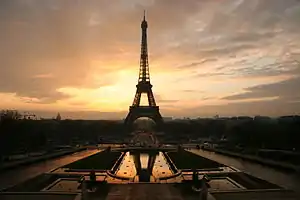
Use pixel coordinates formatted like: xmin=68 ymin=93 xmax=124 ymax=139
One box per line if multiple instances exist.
xmin=0 ymin=0 xmax=300 ymax=119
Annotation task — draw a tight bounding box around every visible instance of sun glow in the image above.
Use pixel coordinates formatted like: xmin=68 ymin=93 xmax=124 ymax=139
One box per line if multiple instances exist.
xmin=57 ymin=69 xmax=138 ymax=111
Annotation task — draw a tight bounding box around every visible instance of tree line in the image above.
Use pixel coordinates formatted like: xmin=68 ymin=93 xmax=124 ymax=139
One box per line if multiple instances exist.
xmin=1 ymin=110 xmax=299 ymax=161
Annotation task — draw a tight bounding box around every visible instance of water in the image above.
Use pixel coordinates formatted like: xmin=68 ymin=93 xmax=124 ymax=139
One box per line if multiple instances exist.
xmin=152 ymin=152 xmax=173 ymax=178
xmin=140 ymin=153 xmax=149 ymax=169
xmin=115 ymin=152 xmax=136 ymax=178
xmin=0 ymin=149 xmax=98 ymax=190
xmin=115 ymin=151 xmax=173 ymax=180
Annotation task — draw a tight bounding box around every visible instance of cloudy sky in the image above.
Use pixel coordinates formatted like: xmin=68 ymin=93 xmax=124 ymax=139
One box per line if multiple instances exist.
xmin=1 ymin=0 xmax=300 ymax=119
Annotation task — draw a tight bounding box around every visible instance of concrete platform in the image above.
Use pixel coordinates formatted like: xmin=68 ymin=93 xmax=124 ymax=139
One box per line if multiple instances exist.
xmin=0 ymin=193 xmax=77 ymax=200
xmin=211 ymin=190 xmax=298 ymax=200
xmin=98 ymin=184 xmax=219 ymax=200
xmin=104 ymin=184 xmax=185 ymax=200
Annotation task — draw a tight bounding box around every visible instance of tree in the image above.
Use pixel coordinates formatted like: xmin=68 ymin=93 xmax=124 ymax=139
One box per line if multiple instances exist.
xmin=0 ymin=110 xmax=22 ymax=121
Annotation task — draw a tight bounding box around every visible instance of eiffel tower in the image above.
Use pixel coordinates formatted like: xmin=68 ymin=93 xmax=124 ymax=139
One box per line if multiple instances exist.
xmin=124 ymin=11 xmax=163 ymax=130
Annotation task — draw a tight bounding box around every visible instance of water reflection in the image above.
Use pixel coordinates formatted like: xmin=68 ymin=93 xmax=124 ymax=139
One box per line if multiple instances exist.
xmin=152 ymin=152 xmax=173 ymax=178
xmin=115 ymin=152 xmax=136 ymax=178
xmin=140 ymin=154 xmax=149 ymax=169
xmin=115 ymin=151 xmax=173 ymax=180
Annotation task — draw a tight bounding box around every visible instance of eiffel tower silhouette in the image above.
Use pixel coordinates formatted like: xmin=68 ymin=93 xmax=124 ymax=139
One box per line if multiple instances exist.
xmin=124 ymin=11 xmax=163 ymax=130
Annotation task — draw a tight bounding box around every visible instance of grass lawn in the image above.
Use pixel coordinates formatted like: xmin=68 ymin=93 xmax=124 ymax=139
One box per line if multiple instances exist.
xmin=64 ymin=151 xmax=121 ymax=170
xmin=168 ymin=150 xmax=224 ymax=169
xmin=2 ymin=174 xmax=58 ymax=192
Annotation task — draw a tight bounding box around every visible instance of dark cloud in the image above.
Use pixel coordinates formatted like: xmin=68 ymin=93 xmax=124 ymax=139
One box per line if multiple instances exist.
xmin=236 ymin=62 xmax=300 ymax=78
xmin=181 ymin=90 xmax=204 ymax=93
xmin=201 ymin=97 xmax=214 ymax=101
xmin=171 ymin=42 xmax=258 ymax=61
xmin=194 ymin=72 xmax=234 ymax=78
xmin=221 ymin=59 xmax=300 ymax=78
xmin=171 ymin=0 xmax=300 ymax=62
xmin=222 ymin=76 xmax=300 ymax=103
xmin=228 ymin=31 xmax=278 ymax=43
xmin=201 ymin=44 xmax=256 ymax=56
xmin=176 ymin=58 xmax=217 ymax=69
xmin=188 ymin=99 xmax=300 ymax=117
xmin=206 ymin=0 xmax=300 ymax=33
xmin=155 ymin=94 xmax=178 ymax=104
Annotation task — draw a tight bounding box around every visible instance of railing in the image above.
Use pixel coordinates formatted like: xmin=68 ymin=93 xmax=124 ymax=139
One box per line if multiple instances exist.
xmin=106 ymin=170 xmax=132 ymax=181
xmin=162 ymin=152 xmax=178 ymax=173
xmin=110 ymin=152 xmax=126 ymax=173
xmin=158 ymin=171 xmax=182 ymax=181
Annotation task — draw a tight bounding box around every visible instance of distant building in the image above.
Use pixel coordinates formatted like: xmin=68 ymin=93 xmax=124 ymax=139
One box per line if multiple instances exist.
xmin=56 ymin=113 xmax=61 ymax=121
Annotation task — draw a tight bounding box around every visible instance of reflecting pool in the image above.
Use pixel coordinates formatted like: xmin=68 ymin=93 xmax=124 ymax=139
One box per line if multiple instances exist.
xmin=115 ymin=151 xmax=173 ymax=180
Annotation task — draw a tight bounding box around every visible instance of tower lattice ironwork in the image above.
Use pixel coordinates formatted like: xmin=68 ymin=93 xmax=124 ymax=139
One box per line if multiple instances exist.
xmin=124 ymin=11 xmax=163 ymax=130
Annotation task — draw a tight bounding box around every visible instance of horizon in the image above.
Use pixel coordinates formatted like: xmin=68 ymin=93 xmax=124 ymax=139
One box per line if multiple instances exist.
xmin=1 ymin=109 xmax=298 ymax=120
xmin=1 ymin=0 xmax=300 ymax=118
